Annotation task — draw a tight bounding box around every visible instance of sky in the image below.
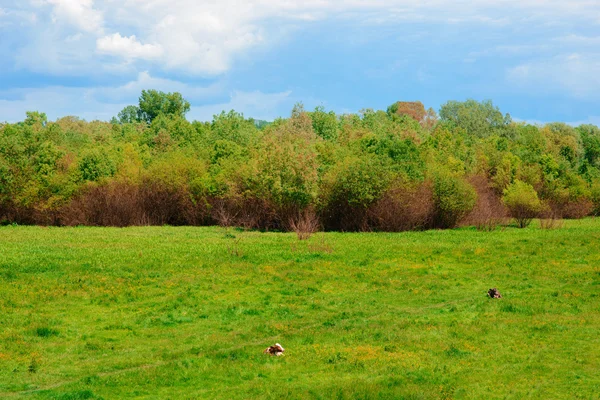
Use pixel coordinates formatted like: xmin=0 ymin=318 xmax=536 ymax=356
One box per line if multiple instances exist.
xmin=0 ymin=0 xmax=599 ymax=125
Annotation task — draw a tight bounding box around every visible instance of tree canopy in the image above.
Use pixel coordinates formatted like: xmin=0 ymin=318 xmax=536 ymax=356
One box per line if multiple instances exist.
xmin=116 ymin=90 xmax=191 ymax=124
xmin=1 ymin=93 xmax=598 ymax=230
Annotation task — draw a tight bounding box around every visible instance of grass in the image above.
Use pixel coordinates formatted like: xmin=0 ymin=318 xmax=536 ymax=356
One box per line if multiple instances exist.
xmin=0 ymin=220 xmax=599 ymax=399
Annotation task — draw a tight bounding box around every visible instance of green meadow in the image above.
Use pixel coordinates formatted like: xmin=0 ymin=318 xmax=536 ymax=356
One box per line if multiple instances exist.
xmin=1 ymin=220 xmax=599 ymax=399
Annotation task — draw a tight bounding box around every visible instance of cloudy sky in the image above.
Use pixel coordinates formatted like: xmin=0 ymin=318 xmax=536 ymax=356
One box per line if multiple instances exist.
xmin=0 ymin=0 xmax=599 ymax=124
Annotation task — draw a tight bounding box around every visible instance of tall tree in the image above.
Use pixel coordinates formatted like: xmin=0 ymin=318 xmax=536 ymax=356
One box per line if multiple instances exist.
xmin=117 ymin=105 xmax=142 ymax=124
xmin=138 ymin=90 xmax=190 ymax=123
xmin=115 ymin=90 xmax=191 ymax=125
xmin=387 ymin=101 xmax=427 ymax=122
xmin=439 ymin=99 xmax=512 ymax=138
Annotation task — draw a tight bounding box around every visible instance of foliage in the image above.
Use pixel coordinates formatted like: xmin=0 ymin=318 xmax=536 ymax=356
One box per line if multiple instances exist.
xmin=310 ymin=106 xmax=338 ymax=140
xmin=117 ymin=105 xmax=142 ymax=124
xmin=387 ymin=101 xmax=426 ymax=122
xmin=78 ymin=149 xmax=117 ymax=182
xmin=439 ymin=99 xmax=512 ymax=138
xmin=592 ymin=184 xmax=600 ymax=216
xmin=246 ymin=116 xmax=319 ymax=212
xmin=116 ymin=90 xmax=191 ymax=124
xmin=139 ymin=90 xmax=191 ymax=123
xmin=431 ymin=170 xmax=477 ymax=228
xmin=324 ymin=155 xmax=391 ymax=209
xmin=0 ymin=91 xmax=598 ymax=230
xmin=502 ymin=180 xmax=543 ymax=228
xmin=578 ymin=124 xmax=600 ymax=167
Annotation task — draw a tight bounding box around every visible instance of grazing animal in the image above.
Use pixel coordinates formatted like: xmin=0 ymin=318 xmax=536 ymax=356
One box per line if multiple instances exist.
xmin=487 ymin=288 xmax=502 ymax=299
xmin=264 ymin=343 xmax=285 ymax=356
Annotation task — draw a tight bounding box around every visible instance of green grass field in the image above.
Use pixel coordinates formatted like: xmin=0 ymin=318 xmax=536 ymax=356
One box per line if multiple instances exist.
xmin=1 ymin=220 xmax=599 ymax=399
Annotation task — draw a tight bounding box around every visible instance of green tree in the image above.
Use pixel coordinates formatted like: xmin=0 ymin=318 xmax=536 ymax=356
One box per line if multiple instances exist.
xmin=439 ymin=99 xmax=512 ymax=138
xmin=310 ymin=106 xmax=338 ymax=140
xmin=211 ymin=111 xmax=258 ymax=146
xmin=502 ymin=180 xmax=543 ymax=228
xmin=117 ymin=105 xmax=142 ymax=124
xmin=248 ymin=124 xmax=319 ymax=212
xmin=578 ymin=124 xmax=600 ymax=167
xmin=24 ymin=111 xmax=48 ymax=127
xmin=432 ymin=170 xmax=477 ymax=228
xmin=78 ymin=149 xmax=117 ymax=182
xmin=138 ymin=90 xmax=191 ymax=123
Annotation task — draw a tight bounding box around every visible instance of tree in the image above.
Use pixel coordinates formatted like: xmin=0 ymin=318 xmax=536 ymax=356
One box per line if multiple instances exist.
xmin=138 ymin=90 xmax=190 ymax=123
xmin=310 ymin=106 xmax=338 ymax=140
xmin=421 ymin=107 xmax=439 ymax=130
xmin=502 ymin=180 xmax=543 ymax=228
xmin=432 ymin=170 xmax=477 ymax=228
xmin=211 ymin=110 xmax=259 ymax=146
xmin=578 ymin=124 xmax=600 ymax=167
xmin=78 ymin=149 xmax=117 ymax=182
xmin=114 ymin=90 xmax=191 ymax=125
xmin=439 ymin=99 xmax=512 ymax=138
xmin=387 ymin=101 xmax=426 ymax=122
xmin=117 ymin=105 xmax=142 ymax=124
xmin=24 ymin=111 xmax=48 ymax=127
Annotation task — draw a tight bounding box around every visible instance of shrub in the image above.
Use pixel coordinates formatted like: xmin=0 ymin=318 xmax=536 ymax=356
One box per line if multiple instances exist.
xmin=78 ymin=149 xmax=116 ymax=182
xmin=502 ymin=180 xmax=543 ymax=228
xmin=559 ymin=197 xmax=594 ymax=219
xmin=242 ymin=118 xmax=319 ymax=226
xmin=432 ymin=171 xmax=477 ymax=228
xmin=288 ymin=207 xmax=320 ymax=239
xmin=540 ymin=215 xmax=564 ymax=230
xmin=542 ymin=174 xmax=593 ymax=219
xmin=592 ymin=184 xmax=600 ymax=216
xmin=320 ymin=155 xmax=391 ymax=231
xmin=1 ymin=94 xmax=598 ymax=229
xmin=461 ymin=175 xmax=508 ymax=230
xmin=367 ymin=181 xmax=434 ymax=231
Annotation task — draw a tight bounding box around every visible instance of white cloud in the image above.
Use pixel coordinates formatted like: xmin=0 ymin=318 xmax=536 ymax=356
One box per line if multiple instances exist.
xmin=7 ymin=0 xmax=599 ymax=76
xmin=46 ymin=0 xmax=103 ymax=33
xmin=92 ymin=71 xmax=223 ymax=103
xmin=13 ymin=28 xmax=99 ymax=75
xmin=507 ymin=53 xmax=600 ymax=99
xmin=97 ymin=33 xmax=163 ymax=60
xmin=2 ymin=0 xmax=600 ymax=127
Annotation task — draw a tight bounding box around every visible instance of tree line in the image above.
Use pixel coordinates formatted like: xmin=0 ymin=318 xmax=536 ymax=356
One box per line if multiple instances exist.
xmin=1 ymin=90 xmax=599 ymax=230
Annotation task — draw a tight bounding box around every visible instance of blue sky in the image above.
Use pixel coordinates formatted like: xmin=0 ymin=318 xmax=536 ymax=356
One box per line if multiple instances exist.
xmin=0 ymin=0 xmax=599 ymax=124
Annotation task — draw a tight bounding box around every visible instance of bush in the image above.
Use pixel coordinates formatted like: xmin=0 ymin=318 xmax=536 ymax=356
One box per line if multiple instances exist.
xmin=432 ymin=171 xmax=477 ymax=228
xmin=367 ymin=181 xmax=434 ymax=231
xmin=78 ymin=149 xmax=116 ymax=182
xmin=591 ymin=184 xmax=600 ymax=216
xmin=242 ymin=118 xmax=319 ymax=226
xmin=502 ymin=180 xmax=543 ymax=228
xmin=1 ymin=94 xmax=598 ymax=229
xmin=320 ymin=155 xmax=391 ymax=231
xmin=461 ymin=175 xmax=508 ymax=229
xmin=288 ymin=207 xmax=320 ymax=239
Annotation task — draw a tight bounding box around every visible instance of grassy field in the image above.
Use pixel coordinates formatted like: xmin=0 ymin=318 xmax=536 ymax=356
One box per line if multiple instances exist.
xmin=0 ymin=220 xmax=599 ymax=399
